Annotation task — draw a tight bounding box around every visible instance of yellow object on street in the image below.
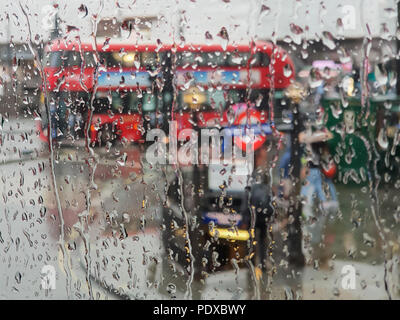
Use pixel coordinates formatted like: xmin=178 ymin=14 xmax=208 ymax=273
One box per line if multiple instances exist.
xmin=209 ymin=227 xmax=250 ymax=241
xmin=255 ymin=266 xmax=263 ymax=281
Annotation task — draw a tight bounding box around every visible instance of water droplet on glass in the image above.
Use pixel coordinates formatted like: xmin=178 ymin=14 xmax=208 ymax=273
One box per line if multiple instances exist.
xmin=322 ymin=31 xmax=336 ymax=50
xmin=260 ymin=5 xmax=270 ymax=18
xmin=377 ymin=128 xmax=389 ymax=150
xmin=283 ymin=64 xmax=292 ymax=78
xmin=15 ymin=272 xmax=22 ymax=284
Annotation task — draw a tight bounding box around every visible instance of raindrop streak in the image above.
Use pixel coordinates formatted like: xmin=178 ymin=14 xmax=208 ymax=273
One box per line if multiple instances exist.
xmin=80 ymin=1 xmax=106 ymax=300
xmin=360 ymin=12 xmax=392 ymax=299
xmin=242 ymin=0 xmax=271 ymax=301
xmin=177 ymin=170 xmax=195 ymax=300
xmin=18 ymin=2 xmax=73 ymax=298
xmin=321 ymin=31 xmax=336 ymax=50
xmin=170 ymin=12 xmax=194 ymax=300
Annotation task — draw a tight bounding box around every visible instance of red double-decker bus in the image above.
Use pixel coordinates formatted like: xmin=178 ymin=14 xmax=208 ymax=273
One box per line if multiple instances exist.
xmin=39 ymin=38 xmax=294 ymax=147
xmin=40 ymin=38 xmax=297 ymax=294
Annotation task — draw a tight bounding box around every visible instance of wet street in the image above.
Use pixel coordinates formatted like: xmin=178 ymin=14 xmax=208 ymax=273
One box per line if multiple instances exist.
xmin=0 ymin=117 xmax=397 ymax=300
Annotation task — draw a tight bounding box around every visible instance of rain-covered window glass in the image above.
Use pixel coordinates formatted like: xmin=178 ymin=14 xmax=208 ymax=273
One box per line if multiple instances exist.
xmin=2 ymin=0 xmax=400 ymax=303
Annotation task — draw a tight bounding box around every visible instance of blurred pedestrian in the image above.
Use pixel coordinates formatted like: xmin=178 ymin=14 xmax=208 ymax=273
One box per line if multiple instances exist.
xmin=242 ymin=145 xmax=274 ymax=298
xmin=298 ymin=119 xmax=338 ymax=262
xmin=278 ymin=134 xmax=292 ymax=199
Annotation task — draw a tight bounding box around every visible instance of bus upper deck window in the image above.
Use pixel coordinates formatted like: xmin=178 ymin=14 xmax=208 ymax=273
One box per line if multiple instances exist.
xmin=64 ymin=51 xmax=82 ymax=67
xmin=193 ymin=54 xmax=208 ymax=67
xmin=121 ymin=52 xmax=138 ymax=67
xmin=260 ymin=53 xmax=270 ymax=67
xmin=157 ymin=52 xmax=167 ymax=66
xmin=227 ymin=52 xmax=250 ymax=67
xmin=249 ymin=52 xmax=261 ymax=67
xmin=177 ymin=52 xmax=207 ymax=68
xmin=248 ymin=52 xmax=270 ymax=67
xmin=98 ymin=53 xmax=109 ymax=67
xmin=44 ymin=51 xmax=63 ymax=67
xmin=99 ymin=52 xmax=121 ymax=68
xmin=84 ymin=52 xmax=95 ymax=67
xmin=107 ymin=52 xmax=139 ymax=68
xmin=206 ymin=52 xmax=227 ymax=67
xmin=141 ymin=52 xmax=157 ymax=68
xmin=177 ymin=52 xmax=194 ymax=68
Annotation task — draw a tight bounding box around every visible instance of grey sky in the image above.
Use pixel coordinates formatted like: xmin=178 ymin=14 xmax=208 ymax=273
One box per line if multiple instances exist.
xmin=0 ymin=0 xmax=397 ymax=44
